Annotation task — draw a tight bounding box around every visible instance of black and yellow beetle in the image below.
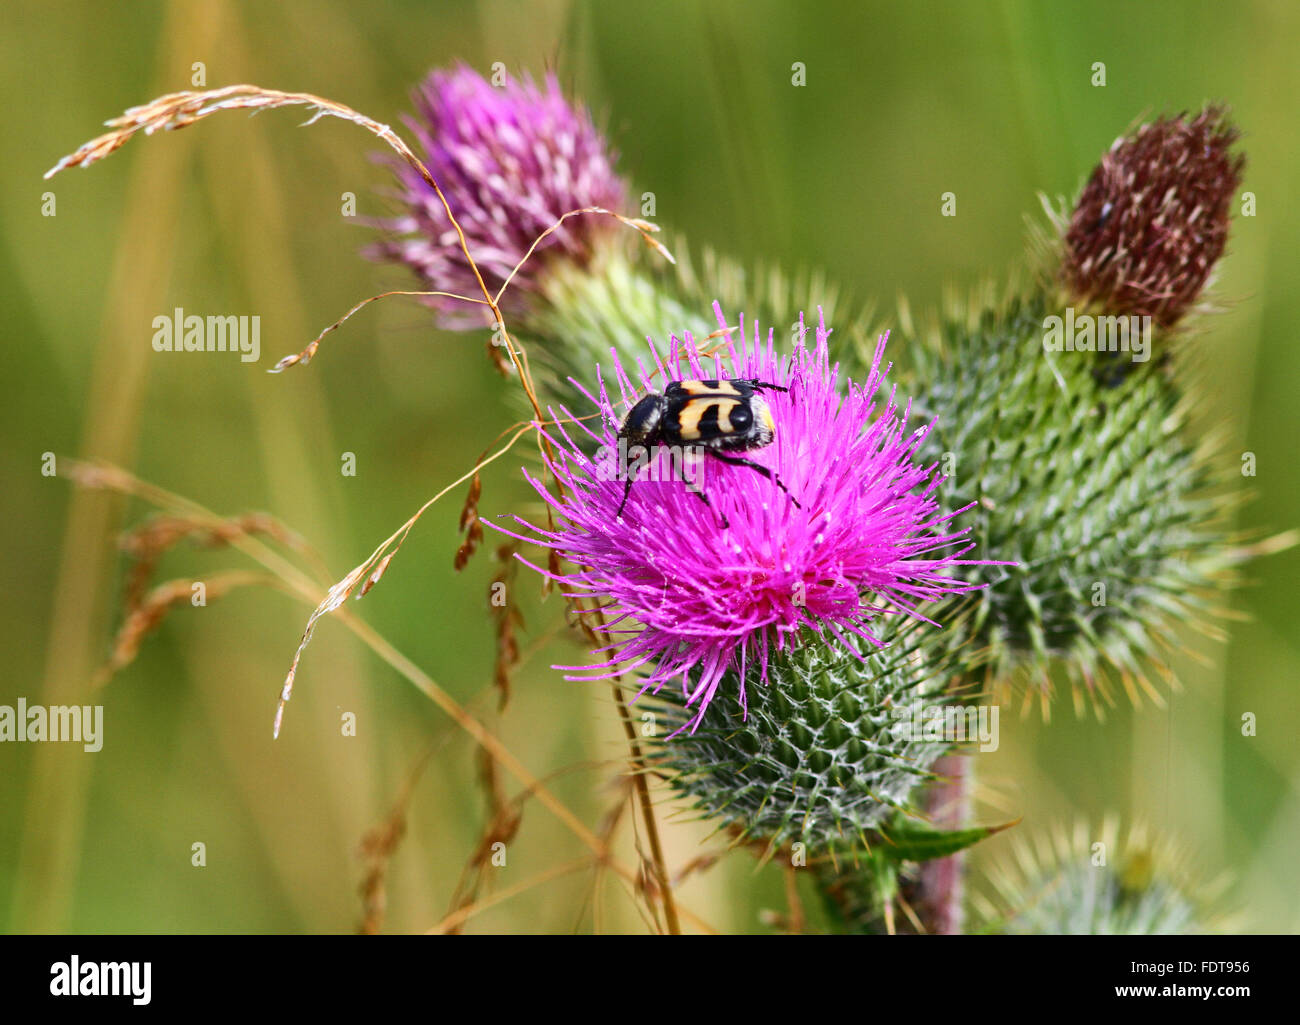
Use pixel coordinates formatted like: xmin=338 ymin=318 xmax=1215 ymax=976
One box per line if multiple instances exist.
xmin=614 ymin=378 xmax=800 ymax=524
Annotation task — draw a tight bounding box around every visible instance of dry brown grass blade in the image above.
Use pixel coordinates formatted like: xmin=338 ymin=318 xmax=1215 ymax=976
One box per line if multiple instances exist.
xmin=93 ymin=570 xmax=283 ymax=689
xmin=268 ymin=289 xmax=491 ymax=374
xmin=356 ymin=806 xmax=407 ymax=936
xmin=273 ymin=422 xmax=534 ymax=738
xmin=585 ymin=782 xmax=633 ymax=934
xmin=61 ymin=458 xmax=681 ymax=918
xmin=429 ymin=858 xmax=593 ymax=935
xmin=47 ymin=85 xmax=421 ymax=181
xmin=270 ymin=202 xmax=673 ymax=374
xmin=671 ymin=850 xmax=724 ymax=889
xmin=46 ymin=84 xmax=555 ymax=427
xmin=488 ymin=542 xmax=524 ymax=711
xmin=453 ymin=473 xmax=483 ymax=572
xmin=440 ymin=754 xmax=637 ymax=934
xmin=443 ymin=747 xmax=526 ymax=934
xmin=606 ymin=671 xmax=680 ymax=935
xmin=68 ymin=459 xmax=714 ymax=932
xmin=47 ymin=87 xmax=671 ymax=381
xmin=493 ymin=206 xmax=674 ymax=307
xmin=119 ymin=511 xmax=324 ymax=612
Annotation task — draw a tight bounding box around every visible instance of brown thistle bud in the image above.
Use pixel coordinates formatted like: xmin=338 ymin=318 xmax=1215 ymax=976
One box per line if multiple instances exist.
xmin=1062 ymin=107 xmax=1245 ymax=328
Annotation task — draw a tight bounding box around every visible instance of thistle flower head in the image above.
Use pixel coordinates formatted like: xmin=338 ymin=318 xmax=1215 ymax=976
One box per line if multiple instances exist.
xmin=370 ymin=64 xmax=627 ymax=326
xmin=1062 ymin=107 xmax=1244 ymax=328
xmin=503 ymin=304 xmax=987 ymax=731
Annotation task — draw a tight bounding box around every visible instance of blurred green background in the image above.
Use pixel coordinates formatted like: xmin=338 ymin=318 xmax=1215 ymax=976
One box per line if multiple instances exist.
xmin=3 ymin=0 xmax=1297 ymax=933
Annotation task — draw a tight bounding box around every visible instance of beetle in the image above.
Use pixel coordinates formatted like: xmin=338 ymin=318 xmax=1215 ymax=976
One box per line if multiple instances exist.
xmin=614 ymin=378 xmax=800 ymax=525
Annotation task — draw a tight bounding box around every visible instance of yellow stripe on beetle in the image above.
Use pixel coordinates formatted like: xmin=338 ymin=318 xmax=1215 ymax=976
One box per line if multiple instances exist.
xmin=678 ymin=379 xmax=743 ymax=398
xmin=676 ymin=398 xmax=740 ymax=441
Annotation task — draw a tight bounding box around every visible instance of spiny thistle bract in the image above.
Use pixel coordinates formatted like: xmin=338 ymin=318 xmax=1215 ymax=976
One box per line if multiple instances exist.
xmin=499 ymin=305 xmax=993 ymax=731
xmin=648 ymin=616 xmax=964 ymax=849
xmin=368 ymin=63 xmax=627 ymax=327
xmin=900 ymin=289 xmax=1235 ymax=711
xmin=974 ymin=819 xmax=1230 ymax=934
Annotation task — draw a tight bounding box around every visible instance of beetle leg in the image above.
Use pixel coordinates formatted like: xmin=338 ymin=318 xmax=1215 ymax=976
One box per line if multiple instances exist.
xmin=616 ymin=449 xmax=730 ymax=528
xmin=615 ymin=474 xmax=636 ymax=518
xmin=705 ymin=451 xmax=801 ymax=509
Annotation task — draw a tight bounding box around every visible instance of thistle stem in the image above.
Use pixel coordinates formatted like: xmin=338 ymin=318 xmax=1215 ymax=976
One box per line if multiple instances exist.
xmin=907 ymin=753 xmax=972 ymax=935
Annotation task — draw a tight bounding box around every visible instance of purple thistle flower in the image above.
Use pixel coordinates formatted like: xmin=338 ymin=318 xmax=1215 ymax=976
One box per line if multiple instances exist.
xmin=498 ymin=304 xmax=991 ymax=732
xmin=369 ymin=64 xmax=628 ymax=327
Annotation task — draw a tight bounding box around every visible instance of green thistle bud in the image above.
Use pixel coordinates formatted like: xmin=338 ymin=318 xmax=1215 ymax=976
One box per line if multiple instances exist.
xmin=898 ymin=288 xmax=1237 ymax=710
xmin=975 ymin=819 xmax=1231 ymax=934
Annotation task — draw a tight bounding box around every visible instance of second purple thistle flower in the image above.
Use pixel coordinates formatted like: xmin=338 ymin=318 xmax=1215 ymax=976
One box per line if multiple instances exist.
xmin=368 ymin=64 xmax=627 ymax=328
xmin=500 ymin=304 xmax=994 ymax=731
